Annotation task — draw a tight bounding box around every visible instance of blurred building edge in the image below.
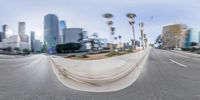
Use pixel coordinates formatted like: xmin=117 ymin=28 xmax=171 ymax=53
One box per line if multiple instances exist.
xmin=19 ymin=22 xmax=29 ymax=43
xmin=162 ymin=23 xmax=200 ymax=49
xmin=0 ymin=35 xmax=30 ymax=53
xmin=33 ymin=40 xmax=43 ymax=53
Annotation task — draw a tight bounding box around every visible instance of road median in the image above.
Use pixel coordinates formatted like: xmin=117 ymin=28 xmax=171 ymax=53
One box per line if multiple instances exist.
xmin=49 ymin=47 xmax=151 ymax=92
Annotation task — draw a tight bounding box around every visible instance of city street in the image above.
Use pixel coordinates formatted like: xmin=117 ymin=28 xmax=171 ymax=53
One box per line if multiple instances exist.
xmin=0 ymin=48 xmax=200 ymax=100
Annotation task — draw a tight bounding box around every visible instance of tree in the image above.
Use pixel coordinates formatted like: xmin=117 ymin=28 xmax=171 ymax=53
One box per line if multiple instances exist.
xmin=23 ymin=48 xmax=31 ymax=55
xmin=56 ymin=43 xmax=82 ymax=53
xmin=190 ymin=42 xmax=198 ymax=46
xmin=103 ymin=13 xmax=115 ymax=51
xmin=127 ymin=13 xmax=137 ymax=50
xmin=14 ymin=47 xmax=20 ymax=51
xmin=3 ymin=47 xmax=12 ymax=52
xmin=42 ymin=42 xmax=47 ymax=53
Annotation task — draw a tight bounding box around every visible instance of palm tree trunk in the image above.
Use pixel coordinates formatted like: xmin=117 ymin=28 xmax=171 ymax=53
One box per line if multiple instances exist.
xmin=131 ymin=25 xmax=136 ymax=50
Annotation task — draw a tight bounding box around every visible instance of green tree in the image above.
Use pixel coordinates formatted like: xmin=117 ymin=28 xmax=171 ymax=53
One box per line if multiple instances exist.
xmin=56 ymin=43 xmax=81 ymax=53
xmin=103 ymin=13 xmax=115 ymax=51
xmin=14 ymin=47 xmax=20 ymax=51
xmin=127 ymin=13 xmax=137 ymax=50
xmin=190 ymin=42 xmax=198 ymax=46
xmin=23 ymin=49 xmax=31 ymax=55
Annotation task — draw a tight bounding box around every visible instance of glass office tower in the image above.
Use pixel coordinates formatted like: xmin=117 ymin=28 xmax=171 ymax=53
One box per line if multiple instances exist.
xmin=44 ymin=14 xmax=59 ymax=51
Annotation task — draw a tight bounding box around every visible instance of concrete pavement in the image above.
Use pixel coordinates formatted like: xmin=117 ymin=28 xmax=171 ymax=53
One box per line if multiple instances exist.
xmin=0 ymin=48 xmax=200 ymax=99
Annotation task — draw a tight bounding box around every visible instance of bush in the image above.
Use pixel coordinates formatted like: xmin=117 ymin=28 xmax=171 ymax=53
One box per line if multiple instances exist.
xmin=190 ymin=47 xmax=198 ymax=52
xmin=125 ymin=49 xmax=133 ymax=53
xmin=181 ymin=48 xmax=190 ymax=51
xmin=106 ymin=51 xmax=125 ymax=57
xmin=76 ymin=54 xmax=88 ymax=58
xmin=65 ymin=55 xmax=76 ymax=58
xmin=190 ymin=42 xmax=198 ymax=46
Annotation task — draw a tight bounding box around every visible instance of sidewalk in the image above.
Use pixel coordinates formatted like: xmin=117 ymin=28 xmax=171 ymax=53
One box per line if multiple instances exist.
xmin=0 ymin=54 xmax=16 ymax=59
xmin=49 ymin=47 xmax=151 ymax=92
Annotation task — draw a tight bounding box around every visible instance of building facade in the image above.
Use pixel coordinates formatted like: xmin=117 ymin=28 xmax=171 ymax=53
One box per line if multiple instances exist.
xmin=30 ymin=31 xmax=35 ymax=52
xmin=1 ymin=35 xmax=21 ymax=49
xmin=162 ymin=23 xmax=187 ymax=49
xmin=59 ymin=20 xmax=66 ymax=44
xmin=33 ymin=40 xmax=43 ymax=53
xmin=18 ymin=22 xmax=29 ymax=42
xmin=0 ymin=32 xmax=2 ymax=42
xmin=2 ymin=25 xmax=13 ymax=39
xmin=44 ymin=14 xmax=59 ymax=51
xmin=63 ymin=28 xmax=83 ymax=43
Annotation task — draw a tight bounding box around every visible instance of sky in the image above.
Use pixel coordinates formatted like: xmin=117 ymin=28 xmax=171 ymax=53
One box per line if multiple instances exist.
xmin=0 ymin=0 xmax=200 ymax=43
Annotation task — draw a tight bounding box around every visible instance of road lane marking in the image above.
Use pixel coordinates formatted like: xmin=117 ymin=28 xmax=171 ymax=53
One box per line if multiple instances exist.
xmin=164 ymin=50 xmax=200 ymax=61
xmin=169 ymin=59 xmax=188 ymax=68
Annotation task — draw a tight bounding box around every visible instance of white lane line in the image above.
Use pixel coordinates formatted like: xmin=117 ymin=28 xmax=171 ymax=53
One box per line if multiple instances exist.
xmin=165 ymin=50 xmax=200 ymax=61
xmin=169 ymin=59 xmax=188 ymax=68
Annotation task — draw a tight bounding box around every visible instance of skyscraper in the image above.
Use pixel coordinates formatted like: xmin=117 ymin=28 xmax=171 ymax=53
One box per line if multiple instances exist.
xmin=18 ymin=22 xmax=29 ymax=42
xmin=59 ymin=20 xmax=67 ymax=44
xmin=2 ymin=25 xmax=7 ymax=39
xmin=2 ymin=25 xmax=13 ymax=39
xmin=44 ymin=14 xmax=59 ymax=51
xmin=0 ymin=32 xmax=2 ymax=42
xmin=30 ymin=31 xmax=35 ymax=52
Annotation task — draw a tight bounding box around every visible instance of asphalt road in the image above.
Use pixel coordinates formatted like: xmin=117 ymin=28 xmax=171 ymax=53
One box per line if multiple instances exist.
xmin=0 ymin=48 xmax=200 ymax=100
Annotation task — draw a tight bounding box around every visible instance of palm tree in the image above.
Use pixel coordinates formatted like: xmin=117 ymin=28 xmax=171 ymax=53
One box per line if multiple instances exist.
xmin=139 ymin=22 xmax=144 ymax=49
xmin=103 ymin=13 xmax=114 ymax=51
xmin=118 ymin=35 xmax=122 ymax=43
xmin=118 ymin=35 xmax=123 ymax=50
xmin=127 ymin=13 xmax=136 ymax=50
xmin=114 ymin=37 xmax=118 ymax=41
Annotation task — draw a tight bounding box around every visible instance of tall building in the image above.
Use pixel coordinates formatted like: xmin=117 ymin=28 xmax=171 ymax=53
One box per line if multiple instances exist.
xmin=0 ymin=32 xmax=2 ymax=42
xmin=162 ymin=23 xmax=187 ymax=49
xmin=63 ymin=28 xmax=84 ymax=43
xmin=2 ymin=25 xmax=13 ymax=39
xmin=30 ymin=31 xmax=35 ymax=52
xmin=33 ymin=40 xmax=43 ymax=53
xmin=59 ymin=20 xmax=67 ymax=44
xmin=44 ymin=14 xmax=59 ymax=51
xmin=18 ymin=22 xmax=29 ymax=42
